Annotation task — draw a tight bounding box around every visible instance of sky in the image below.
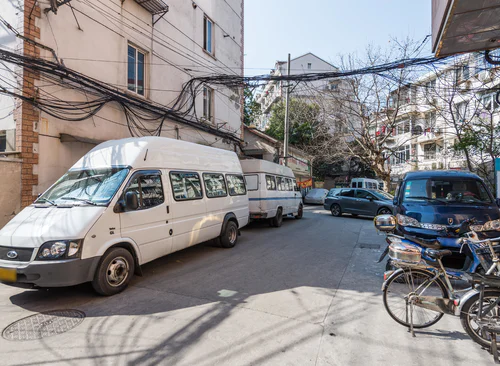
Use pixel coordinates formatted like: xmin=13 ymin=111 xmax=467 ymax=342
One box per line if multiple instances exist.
xmin=244 ymin=0 xmax=432 ymax=76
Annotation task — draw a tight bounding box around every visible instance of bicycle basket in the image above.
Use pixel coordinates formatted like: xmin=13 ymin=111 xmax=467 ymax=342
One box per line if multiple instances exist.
xmin=388 ymin=242 xmax=421 ymax=266
xmin=473 ymin=243 xmax=500 ymax=273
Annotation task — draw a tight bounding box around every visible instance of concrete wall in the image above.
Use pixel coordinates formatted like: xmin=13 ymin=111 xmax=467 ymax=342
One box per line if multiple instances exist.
xmin=0 ymin=158 xmax=22 ymax=228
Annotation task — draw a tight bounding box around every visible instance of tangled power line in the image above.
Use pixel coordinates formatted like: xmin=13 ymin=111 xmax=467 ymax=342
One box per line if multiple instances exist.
xmin=0 ymin=40 xmax=455 ymax=145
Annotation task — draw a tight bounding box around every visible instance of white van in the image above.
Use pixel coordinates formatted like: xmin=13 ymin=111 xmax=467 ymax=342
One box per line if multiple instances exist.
xmin=241 ymin=159 xmax=303 ymax=227
xmin=350 ymin=178 xmax=379 ymax=190
xmin=0 ymin=137 xmax=249 ymax=295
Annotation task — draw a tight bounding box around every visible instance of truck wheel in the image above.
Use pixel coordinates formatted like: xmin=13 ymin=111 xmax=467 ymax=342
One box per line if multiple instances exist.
xmin=92 ymin=248 xmax=135 ymax=296
xmin=220 ymin=221 xmax=238 ymax=248
xmin=270 ymin=208 xmax=283 ymax=227
xmin=295 ymin=204 xmax=303 ymax=219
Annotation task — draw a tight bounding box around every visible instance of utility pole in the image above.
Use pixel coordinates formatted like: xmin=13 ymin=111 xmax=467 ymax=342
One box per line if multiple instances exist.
xmin=283 ymin=53 xmax=291 ymax=167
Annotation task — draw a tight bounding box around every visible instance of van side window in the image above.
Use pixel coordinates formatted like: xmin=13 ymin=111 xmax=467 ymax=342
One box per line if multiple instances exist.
xmin=244 ymin=175 xmax=259 ymax=191
xmin=286 ymin=178 xmax=293 ymax=191
xmin=265 ymin=175 xmax=276 ymax=190
xmin=276 ymin=177 xmax=286 ymax=191
xmin=170 ymin=172 xmax=203 ymax=201
xmin=125 ymin=173 xmax=164 ymax=209
xmin=203 ymin=173 xmax=227 ymax=198
xmin=351 ymin=182 xmax=356 ymax=188
xmin=226 ymin=174 xmax=247 ymax=196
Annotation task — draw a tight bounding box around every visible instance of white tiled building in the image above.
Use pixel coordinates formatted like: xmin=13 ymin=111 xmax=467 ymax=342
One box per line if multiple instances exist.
xmin=378 ymin=51 xmax=500 ymax=182
xmin=255 ymin=53 xmax=338 ymax=130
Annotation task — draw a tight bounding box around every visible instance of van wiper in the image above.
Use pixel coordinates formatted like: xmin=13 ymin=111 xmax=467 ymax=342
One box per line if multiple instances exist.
xmin=406 ymin=196 xmax=448 ymax=204
xmin=61 ymin=197 xmax=98 ymax=206
xmin=37 ymin=198 xmax=57 ymax=206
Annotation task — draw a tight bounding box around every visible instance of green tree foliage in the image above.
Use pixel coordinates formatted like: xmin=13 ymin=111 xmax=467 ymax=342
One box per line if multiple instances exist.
xmin=266 ymin=99 xmax=319 ymax=146
xmin=244 ymin=86 xmax=261 ymax=126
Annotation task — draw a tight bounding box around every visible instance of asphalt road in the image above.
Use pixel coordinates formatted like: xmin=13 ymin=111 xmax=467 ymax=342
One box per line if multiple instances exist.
xmin=0 ymin=206 xmax=494 ymax=365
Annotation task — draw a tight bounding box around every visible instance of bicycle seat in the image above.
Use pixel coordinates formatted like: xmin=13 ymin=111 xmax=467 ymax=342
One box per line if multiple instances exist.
xmin=404 ymin=235 xmax=441 ymax=250
xmin=425 ymin=249 xmax=452 ymax=260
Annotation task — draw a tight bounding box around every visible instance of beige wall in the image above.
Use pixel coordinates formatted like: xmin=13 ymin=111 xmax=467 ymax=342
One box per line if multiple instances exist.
xmin=0 ymin=158 xmax=22 ymax=228
xmin=31 ymin=0 xmax=244 ymax=194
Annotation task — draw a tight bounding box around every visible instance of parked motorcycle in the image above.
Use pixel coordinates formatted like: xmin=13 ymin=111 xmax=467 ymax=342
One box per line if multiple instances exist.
xmin=378 ymin=214 xmax=498 ymax=275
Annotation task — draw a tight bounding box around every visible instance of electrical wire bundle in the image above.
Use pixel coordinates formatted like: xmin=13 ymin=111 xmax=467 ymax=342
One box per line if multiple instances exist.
xmin=0 ymin=48 xmax=243 ymax=143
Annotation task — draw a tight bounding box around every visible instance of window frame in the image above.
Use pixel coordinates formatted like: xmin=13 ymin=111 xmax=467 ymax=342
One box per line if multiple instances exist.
xmin=202 ymin=172 xmax=228 ymax=198
xmin=226 ymin=174 xmax=247 ymax=196
xmin=203 ymin=86 xmax=214 ymax=122
xmin=169 ymin=171 xmax=204 ymax=202
xmin=203 ymin=15 xmax=215 ymax=55
xmin=244 ymin=174 xmax=259 ymax=191
xmin=127 ymin=43 xmax=147 ymax=97
xmin=122 ymin=170 xmax=164 ymax=211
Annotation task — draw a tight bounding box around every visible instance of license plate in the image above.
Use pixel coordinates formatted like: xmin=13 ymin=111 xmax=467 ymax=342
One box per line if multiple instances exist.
xmin=0 ymin=268 xmax=17 ymax=282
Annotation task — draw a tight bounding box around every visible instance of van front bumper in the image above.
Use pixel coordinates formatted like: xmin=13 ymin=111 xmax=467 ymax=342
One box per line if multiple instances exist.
xmin=0 ymin=257 xmax=100 ymax=287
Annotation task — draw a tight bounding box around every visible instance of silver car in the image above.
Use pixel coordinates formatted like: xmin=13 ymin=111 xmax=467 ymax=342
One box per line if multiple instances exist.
xmin=304 ymin=188 xmax=329 ymax=205
xmin=323 ymin=188 xmax=394 ymax=217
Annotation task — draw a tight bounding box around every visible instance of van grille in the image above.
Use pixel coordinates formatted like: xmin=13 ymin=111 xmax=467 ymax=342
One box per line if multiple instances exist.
xmin=0 ymin=246 xmax=34 ymax=262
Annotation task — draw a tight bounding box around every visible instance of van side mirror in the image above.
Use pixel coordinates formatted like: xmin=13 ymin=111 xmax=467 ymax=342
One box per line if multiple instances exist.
xmin=125 ymin=191 xmax=139 ymax=211
xmin=295 ymin=186 xmax=300 ymax=192
xmin=496 ymin=198 xmax=500 ymax=207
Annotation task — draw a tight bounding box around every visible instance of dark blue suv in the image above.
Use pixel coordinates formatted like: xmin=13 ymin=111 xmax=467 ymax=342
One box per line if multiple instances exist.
xmin=393 ymin=170 xmax=500 ymax=237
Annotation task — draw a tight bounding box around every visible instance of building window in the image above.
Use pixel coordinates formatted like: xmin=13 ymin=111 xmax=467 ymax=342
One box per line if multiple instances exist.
xmin=307 ymin=63 xmax=312 ymax=70
xmin=424 ymin=143 xmax=436 ymax=160
xmin=127 ymin=44 xmax=145 ymax=96
xmin=203 ymin=16 xmax=214 ymax=55
xmin=203 ymin=86 xmax=213 ymax=121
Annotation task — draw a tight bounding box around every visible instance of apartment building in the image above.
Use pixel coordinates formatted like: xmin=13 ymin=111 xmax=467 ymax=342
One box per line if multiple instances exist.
xmin=377 ymin=51 xmax=500 ymax=183
xmin=0 ymin=0 xmax=244 ymax=226
xmin=255 ymin=53 xmax=338 ymax=130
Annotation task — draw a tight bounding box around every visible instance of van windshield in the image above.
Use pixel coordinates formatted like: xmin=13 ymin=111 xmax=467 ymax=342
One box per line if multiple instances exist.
xmin=402 ymin=178 xmax=493 ymax=205
xmin=36 ymin=167 xmax=130 ymax=206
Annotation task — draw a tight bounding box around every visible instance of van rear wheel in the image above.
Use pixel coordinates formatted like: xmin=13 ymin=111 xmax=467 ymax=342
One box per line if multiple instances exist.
xmin=295 ymin=204 xmax=303 ymax=219
xmin=270 ymin=208 xmax=283 ymax=227
xmin=92 ymin=247 xmax=135 ymax=296
xmin=220 ymin=221 xmax=238 ymax=248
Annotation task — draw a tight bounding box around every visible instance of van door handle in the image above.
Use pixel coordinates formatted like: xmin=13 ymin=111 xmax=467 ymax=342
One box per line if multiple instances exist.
xmin=166 ymin=205 xmax=169 ymax=214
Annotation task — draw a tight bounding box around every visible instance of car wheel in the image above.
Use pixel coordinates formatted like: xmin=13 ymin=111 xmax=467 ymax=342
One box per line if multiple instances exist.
xmin=378 ymin=207 xmax=392 ymax=215
xmin=270 ymin=208 xmax=283 ymax=227
xmin=220 ymin=221 xmax=238 ymax=248
xmin=295 ymin=204 xmax=303 ymax=219
xmin=92 ymin=247 xmax=135 ymax=296
xmin=331 ymin=204 xmax=342 ymax=217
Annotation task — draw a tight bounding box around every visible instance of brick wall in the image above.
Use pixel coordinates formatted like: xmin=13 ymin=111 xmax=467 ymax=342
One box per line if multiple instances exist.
xmin=18 ymin=0 xmax=41 ymax=207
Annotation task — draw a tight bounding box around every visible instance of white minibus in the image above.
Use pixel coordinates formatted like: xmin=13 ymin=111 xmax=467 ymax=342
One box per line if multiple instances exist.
xmin=0 ymin=137 xmax=249 ymax=295
xmin=350 ymin=178 xmax=379 ymax=190
xmin=241 ymin=159 xmax=303 ymax=227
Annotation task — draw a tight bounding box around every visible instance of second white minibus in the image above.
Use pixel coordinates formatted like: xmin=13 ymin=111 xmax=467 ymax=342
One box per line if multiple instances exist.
xmin=241 ymin=159 xmax=303 ymax=227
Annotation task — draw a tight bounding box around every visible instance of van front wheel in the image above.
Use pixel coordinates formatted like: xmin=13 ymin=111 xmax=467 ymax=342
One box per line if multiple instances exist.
xmin=220 ymin=221 xmax=238 ymax=248
xmin=92 ymin=248 xmax=135 ymax=296
xmin=295 ymin=204 xmax=303 ymax=219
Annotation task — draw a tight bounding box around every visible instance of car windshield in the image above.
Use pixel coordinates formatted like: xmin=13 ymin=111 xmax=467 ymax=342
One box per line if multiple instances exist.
xmin=402 ymin=178 xmax=493 ymax=205
xmin=36 ymin=167 xmax=130 ymax=206
xmin=372 ymin=190 xmax=393 ymax=200
xmin=327 ymin=189 xmax=341 ymax=197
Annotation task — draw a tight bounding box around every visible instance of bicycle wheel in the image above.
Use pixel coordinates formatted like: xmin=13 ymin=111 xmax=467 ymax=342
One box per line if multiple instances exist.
xmin=383 ymin=268 xmax=448 ymax=328
xmin=460 ymin=290 xmax=500 ymax=349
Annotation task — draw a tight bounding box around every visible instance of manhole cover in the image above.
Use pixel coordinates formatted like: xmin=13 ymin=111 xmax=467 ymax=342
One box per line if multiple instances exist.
xmin=359 ymin=243 xmax=380 ymax=249
xmin=2 ymin=309 xmax=85 ymax=341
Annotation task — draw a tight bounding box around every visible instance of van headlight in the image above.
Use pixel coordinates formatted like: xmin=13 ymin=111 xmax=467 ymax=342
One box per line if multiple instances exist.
xmin=396 ymin=214 xmax=447 ymax=230
xmin=37 ymin=240 xmax=83 ymax=260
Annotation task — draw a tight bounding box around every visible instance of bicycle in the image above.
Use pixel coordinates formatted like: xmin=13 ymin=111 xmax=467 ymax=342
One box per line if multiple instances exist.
xmin=382 ymin=234 xmax=500 ymax=361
